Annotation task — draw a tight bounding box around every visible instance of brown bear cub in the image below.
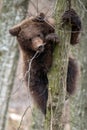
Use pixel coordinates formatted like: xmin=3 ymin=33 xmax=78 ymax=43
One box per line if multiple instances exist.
xmin=9 ymin=10 xmax=81 ymax=115
xmin=62 ymin=9 xmax=82 ymax=45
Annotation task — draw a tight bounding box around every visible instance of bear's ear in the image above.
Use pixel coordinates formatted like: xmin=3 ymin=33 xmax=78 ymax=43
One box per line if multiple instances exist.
xmin=9 ymin=18 xmax=33 ymax=36
xmin=9 ymin=24 xmax=21 ymax=36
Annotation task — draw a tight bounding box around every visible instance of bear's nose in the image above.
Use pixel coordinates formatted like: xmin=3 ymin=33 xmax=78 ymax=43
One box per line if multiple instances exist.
xmin=32 ymin=37 xmax=45 ymax=52
xmin=37 ymin=45 xmax=44 ymax=52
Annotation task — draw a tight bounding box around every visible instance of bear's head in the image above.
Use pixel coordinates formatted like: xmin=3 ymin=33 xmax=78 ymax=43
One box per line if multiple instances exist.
xmin=9 ymin=13 xmax=55 ymax=53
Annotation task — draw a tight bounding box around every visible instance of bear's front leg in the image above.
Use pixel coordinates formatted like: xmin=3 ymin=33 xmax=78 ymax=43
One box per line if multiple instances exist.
xmin=43 ymin=33 xmax=59 ymax=71
xmin=62 ymin=9 xmax=82 ymax=45
xmin=45 ymin=33 xmax=59 ymax=45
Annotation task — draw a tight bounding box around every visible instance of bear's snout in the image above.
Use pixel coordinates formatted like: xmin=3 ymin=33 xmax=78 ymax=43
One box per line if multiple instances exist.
xmin=32 ymin=37 xmax=45 ymax=52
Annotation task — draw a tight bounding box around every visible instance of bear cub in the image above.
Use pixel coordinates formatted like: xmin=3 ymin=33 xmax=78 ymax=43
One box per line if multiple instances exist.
xmin=9 ymin=10 xmax=81 ymax=115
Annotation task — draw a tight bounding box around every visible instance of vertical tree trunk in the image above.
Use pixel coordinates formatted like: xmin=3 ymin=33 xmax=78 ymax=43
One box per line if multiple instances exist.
xmin=0 ymin=0 xmax=29 ymax=130
xmin=79 ymin=2 xmax=87 ymax=130
xmin=70 ymin=1 xmax=87 ymax=130
xmin=0 ymin=0 xmax=2 ymax=13
xmin=46 ymin=1 xmax=71 ymax=130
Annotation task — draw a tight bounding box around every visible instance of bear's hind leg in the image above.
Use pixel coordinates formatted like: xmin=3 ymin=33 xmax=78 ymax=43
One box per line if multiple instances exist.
xmin=67 ymin=57 xmax=79 ymax=94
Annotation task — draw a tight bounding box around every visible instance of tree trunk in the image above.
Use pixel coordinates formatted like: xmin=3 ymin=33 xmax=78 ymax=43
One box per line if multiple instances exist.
xmin=0 ymin=0 xmax=29 ymax=130
xmin=79 ymin=2 xmax=87 ymax=130
xmin=70 ymin=1 xmax=87 ymax=130
xmin=46 ymin=1 xmax=71 ymax=130
xmin=0 ymin=0 xmax=2 ymax=13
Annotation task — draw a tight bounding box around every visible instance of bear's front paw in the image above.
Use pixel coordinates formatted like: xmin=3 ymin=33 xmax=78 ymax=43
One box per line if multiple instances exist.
xmin=46 ymin=33 xmax=59 ymax=44
xmin=62 ymin=9 xmax=81 ymax=30
xmin=62 ymin=9 xmax=82 ymax=45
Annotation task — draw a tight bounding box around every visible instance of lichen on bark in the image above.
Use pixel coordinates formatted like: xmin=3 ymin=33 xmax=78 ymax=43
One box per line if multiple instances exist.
xmin=45 ymin=0 xmax=71 ymax=130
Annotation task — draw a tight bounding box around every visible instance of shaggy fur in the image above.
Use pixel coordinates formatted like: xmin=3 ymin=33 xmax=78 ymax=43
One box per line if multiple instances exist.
xmin=9 ymin=11 xmax=81 ymax=114
xmin=67 ymin=58 xmax=79 ymax=94
xmin=62 ymin=9 xmax=81 ymax=45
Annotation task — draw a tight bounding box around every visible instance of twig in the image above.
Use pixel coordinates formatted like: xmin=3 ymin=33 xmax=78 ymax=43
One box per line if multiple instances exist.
xmin=17 ymin=105 xmax=30 ymax=130
xmin=77 ymin=0 xmax=87 ymax=12
xmin=67 ymin=0 xmax=71 ymax=10
xmin=17 ymin=51 xmax=40 ymax=130
xmin=36 ymin=0 xmax=39 ymax=14
xmin=30 ymin=0 xmax=39 ymax=14
xmin=50 ymin=92 xmax=53 ymax=130
xmin=27 ymin=51 xmax=39 ymax=105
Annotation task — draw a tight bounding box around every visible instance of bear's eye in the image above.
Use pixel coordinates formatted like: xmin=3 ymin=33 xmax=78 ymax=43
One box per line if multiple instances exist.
xmin=37 ymin=34 xmax=44 ymax=39
xmin=27 ymin=38 xmax=32 ymax=42
xmin=42 ymin=32 xmax=47 ymax=37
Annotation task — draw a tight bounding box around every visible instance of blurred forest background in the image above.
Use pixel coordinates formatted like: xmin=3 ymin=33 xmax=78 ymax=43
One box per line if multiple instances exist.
xmin=0 ymin=0 xmax=87 ymax=130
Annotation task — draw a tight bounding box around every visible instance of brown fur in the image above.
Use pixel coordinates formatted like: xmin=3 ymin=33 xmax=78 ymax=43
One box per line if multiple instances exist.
xmin=62 ymin=9 xmax=81 ymax=45
xmin=67 ymin=58 xmax=79 ymax=94
xmin=9 ymin=13 xmax=59 ymax=114
xmin=9 ymin=12 xmax=80 ymax=115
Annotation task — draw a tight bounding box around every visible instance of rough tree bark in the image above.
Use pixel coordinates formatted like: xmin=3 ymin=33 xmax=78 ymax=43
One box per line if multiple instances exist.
xmin=81 ymin=1 xmax=87 ymax=128
xmin=0 ymin=0 xmax=29 ymax=130
xmin=30 ymin=0 xmax=71 ymax=130
xmin=70 ymin=0 xmax=87 ymax=130
xmin=46 ymin=1 xmax=71 ymax=130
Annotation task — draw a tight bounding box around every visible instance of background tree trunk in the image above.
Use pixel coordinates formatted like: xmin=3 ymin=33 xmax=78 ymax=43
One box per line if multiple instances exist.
xmin=69 ymin=0 xmax=87 ymax=130
xmin=81 ymin=4 xmax=87 ymax=129
xmin=79 ymin=2 xmax=87 ymax=130
xmin=0 ymin=0 xmax=29 ymax=130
